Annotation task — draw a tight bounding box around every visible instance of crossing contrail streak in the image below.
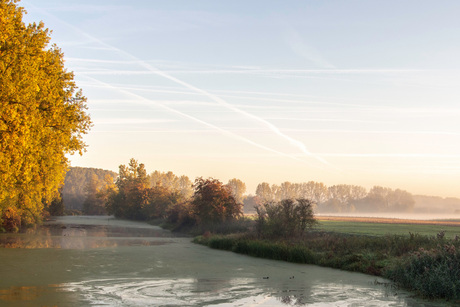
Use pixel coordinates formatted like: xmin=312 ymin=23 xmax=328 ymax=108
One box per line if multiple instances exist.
xmin=26 ymin=2 xmax=331 ymax=166
xmin=99 ymin=54 xmax=330 ymax=165
xmin=83 ymin=75 xmax=313 ymax=165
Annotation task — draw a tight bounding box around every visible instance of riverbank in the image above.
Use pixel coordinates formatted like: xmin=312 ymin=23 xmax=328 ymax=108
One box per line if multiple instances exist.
xmin=194 ymin=222 xmax=460 ymax=302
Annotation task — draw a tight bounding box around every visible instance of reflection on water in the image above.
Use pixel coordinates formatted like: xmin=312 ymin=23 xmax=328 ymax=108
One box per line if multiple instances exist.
xmin=0 ymin=286 xmax=48 ymax=302
xmin=0 ymin=217 xmax=175 ymax=249
xmin=0 ymin=216 xmax=448 ymax=306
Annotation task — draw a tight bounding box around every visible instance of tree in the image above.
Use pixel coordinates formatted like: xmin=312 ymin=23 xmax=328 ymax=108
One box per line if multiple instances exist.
xmin=142 ymin=186 xmax=181 ymax=220
xmin=0 ymin=0 xmax=91 ymax=227
xmin=177 ymin=175 xmax=193 ymax=200
xmin=390 ymin=189 xmax=415 ymax=212
xmin=191 ymin=177 xmax=242 ymax=226
xmin=256 ymin=182 xmax=273 ymax=203
xmin=312 ymin=182 xmax=329 ymax=204
xmin=278 ymin=181 xmax=297 ymax=201
xmin=149 ymin=170 xmax=193 ymax=200
xmin=326 ymin=184 xmax=366 ymax=212
xmin=106 ymin=159 xmax=149 ymax=219
xmin=61 ymin=167 xmax=117 ymax=211
xmin=82 ymin=174 xmax=109 ymax=215
xmin=226 ymin=178 xmax=246 ymax=203
xmin=366 ymin=186 xmax=393 ymax=211
xmin=364 ymin=186 xmax=414 ymax=212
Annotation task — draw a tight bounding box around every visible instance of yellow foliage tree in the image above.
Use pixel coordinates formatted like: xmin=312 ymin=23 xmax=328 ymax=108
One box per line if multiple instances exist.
xmin=0 ymin=0 xmax=91 ymax=227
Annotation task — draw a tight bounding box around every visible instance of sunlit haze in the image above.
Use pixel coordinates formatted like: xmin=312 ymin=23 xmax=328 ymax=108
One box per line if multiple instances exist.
xmin=23 ymin=0 xmax=460 ymax=197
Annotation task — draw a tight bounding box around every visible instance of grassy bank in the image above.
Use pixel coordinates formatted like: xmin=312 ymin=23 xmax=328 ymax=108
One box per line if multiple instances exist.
xmin=194 ymin=227 xmax=460 ymax=301
xmin=317 ymin=217 xmax=460 ymax=238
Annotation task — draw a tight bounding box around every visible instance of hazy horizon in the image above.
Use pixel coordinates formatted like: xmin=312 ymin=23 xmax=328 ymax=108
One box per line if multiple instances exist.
xmin=23 ymin=0 xmax=460 ymax=198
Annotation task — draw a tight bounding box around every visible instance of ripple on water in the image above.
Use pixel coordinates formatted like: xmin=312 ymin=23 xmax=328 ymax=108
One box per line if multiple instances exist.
xmin=62 ymin=277 xmax=265 ymax=306
xmin=60 ymin=277 xmax=436 ymax=307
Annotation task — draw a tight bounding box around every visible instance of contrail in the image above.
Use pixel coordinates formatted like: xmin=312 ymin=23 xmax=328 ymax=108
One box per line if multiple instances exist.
xmin=26 ymin=2 xmax=330 ymax=166
xmin=317 ymin=153 xmax=460 ymax=158
xmin=84 ymin=75 xmax=314 ymax=166
xmin=106 ymin=62 xmax=331 ymax=165
xmin=80 ymin=81 xmax=460 ymax=116
xmin=285 ymin=129 xmax=460 ymax=136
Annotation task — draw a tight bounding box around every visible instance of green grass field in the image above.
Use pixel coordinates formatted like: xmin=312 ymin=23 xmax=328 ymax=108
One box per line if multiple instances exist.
xmin=317 ymin=219 xmax=460 ymax=238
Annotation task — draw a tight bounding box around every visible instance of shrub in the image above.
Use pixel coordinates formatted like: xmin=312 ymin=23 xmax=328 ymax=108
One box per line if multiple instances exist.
xmin=166 ymin=202 xmax=196 ymax=231
xmin=191 ymin=178 xmax=242 ymax=226
xmin=386 ymin=244 xmax=460 ymax=300
xmin=255 ymin=198 xmax=317 ymax=239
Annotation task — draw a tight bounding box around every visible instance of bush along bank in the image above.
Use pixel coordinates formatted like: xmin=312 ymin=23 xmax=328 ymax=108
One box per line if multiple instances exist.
xmin=193 ymin=231 xmax=460 ymax=302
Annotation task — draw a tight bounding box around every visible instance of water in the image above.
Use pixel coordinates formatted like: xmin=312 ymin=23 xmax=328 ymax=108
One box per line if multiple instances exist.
xmin=0 ymin=216 xmax=444 ymax=306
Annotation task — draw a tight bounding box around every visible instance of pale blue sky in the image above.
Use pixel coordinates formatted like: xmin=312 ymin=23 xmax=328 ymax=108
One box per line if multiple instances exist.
xmin=23 ymin=0 xmax=460 ymax=197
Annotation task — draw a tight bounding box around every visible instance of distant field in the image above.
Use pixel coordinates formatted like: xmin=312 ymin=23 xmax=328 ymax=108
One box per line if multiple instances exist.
xmin=316 ymin=216 xmax=460 ymax=238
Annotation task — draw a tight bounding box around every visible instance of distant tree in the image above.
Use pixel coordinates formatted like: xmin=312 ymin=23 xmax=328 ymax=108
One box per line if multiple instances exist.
xmin=320 ymin=198 xmax=343 ymax=213
xmin=298 ymin=182 xmax=316 ymax=201
xmin=352 ymin=186 xmax=415 ymax=213
xmin=271 ymin=184 xmax=280 ymax=201
xmin=150 ymin=170 xmax=175 ymax=188
xmin=191 ymin=177 xmax=242 ymax=226
xmin=243 ymin=195 xmax=262 ymax=214
xmin=226 ymin=178 xmax=247 ymax=203
xmin=177 ymin=175 xmax=194 ymax=199
xmin=256 ymin=182 xmax=273 ymax=203
xmin=412 ymin=195 xmax=460 ymax=214
xmin=0 ymin=0 xmax=91 ymax=227
xmin=390 ymin=189 xmax=415 ymax=212
xmin=149 ymin=170 xmax=193 ymax=200
xmin=326 ymin=184 xmax=366 ymax=212
xmin=328 ymin=185 xmax=352 ymax=204
xmin=97 ymin=173 xmax=117 ymax=213
xmin=62 ymin=167 xmax=117 ymax=211
xmin=312 ymin=182 xmax=329 ymax=204
xmin=278 ymin=181 xmax=297 ymax=201
xmin=82 ymin=174 xmax=110 ymax=215
xmin=366 ymin=186 xmax=393 ymax=211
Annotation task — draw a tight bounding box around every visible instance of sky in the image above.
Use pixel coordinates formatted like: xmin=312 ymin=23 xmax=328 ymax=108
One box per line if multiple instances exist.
xmin=21 ymin=0 xmax=460 ymax=198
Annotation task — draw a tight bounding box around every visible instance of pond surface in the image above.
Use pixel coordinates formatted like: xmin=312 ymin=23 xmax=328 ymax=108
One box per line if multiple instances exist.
xmin=0 ymin=216 xmax=445 ymax=306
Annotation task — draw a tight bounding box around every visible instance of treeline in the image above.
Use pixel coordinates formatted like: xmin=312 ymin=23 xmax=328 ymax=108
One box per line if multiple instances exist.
xmin=83 ymin=158 xmax=245 ymax=231
xmin=252 ymin=182 xmax=415 ymax=213
xmin=57 ymin=166 xmax=453 ymax=218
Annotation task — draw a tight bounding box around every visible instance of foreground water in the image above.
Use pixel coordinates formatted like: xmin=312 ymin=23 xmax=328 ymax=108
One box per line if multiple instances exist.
xmin=0 ymin=216 xmax=445 ymax=306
